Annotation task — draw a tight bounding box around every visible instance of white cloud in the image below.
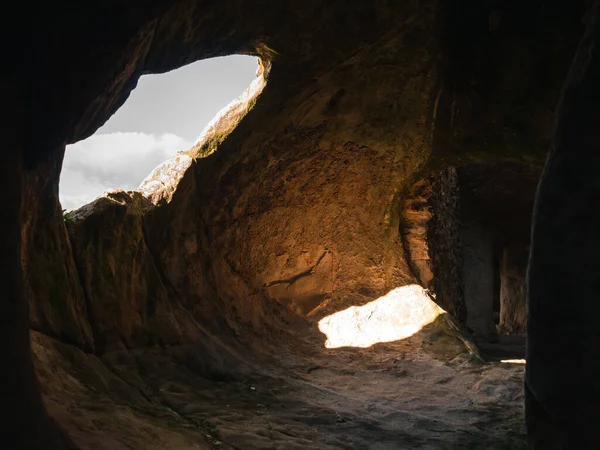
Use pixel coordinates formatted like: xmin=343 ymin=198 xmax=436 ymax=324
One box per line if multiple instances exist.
xmin=60 ymin=132 xmax=191 ymax=210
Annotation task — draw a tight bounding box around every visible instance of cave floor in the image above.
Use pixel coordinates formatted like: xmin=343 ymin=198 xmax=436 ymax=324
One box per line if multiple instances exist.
xmin=31 ymin=326 xmax=526 ymax=450
xmin=476 ymin=335 xmax=526 ymax=363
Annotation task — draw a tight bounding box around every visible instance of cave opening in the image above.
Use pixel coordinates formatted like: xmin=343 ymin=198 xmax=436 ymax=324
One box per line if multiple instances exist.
xmin=59 ymin=55 xmax=261 ymax=211
xmin=399 ymin=163 xmax=532 ymax=362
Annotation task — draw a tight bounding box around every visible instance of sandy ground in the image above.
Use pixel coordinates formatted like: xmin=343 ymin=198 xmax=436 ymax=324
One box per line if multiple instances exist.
xmin=31 ymin=313 xmax=526 ymax=450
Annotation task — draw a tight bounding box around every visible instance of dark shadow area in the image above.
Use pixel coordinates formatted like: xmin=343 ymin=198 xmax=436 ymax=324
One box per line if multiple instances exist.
xmin=459 ymin=163 xmax=535 ymax=348
xmin=400 ymin=162 xmax=533 ymax=363
xmin=477 ymin=335 xmax=526 ymax=362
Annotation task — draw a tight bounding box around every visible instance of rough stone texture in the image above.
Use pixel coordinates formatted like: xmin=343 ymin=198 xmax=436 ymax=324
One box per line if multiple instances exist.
xmin=30 ymin=331 xmax=216 ymax=450
xmin=499 ymin=243 xmax=528 ymax=335
xmin=66 ymin=190 xmax=200 ymax=353
xmin=401 ymin=179 xmax=436 ymax=289
xmin=0 ymin=0 xmax=590 ymax=448
xmin=22 ymin=154 xmax=94 ymax=352
xmin=527 ymin=1 xmax=600 ymax=448
xmin=189 ymin=7 xmax=441 ymax=322
xmin=435 ymin=0 xmax=585 ymax=168
xmin=462 ymin=221 xmax=496 ymax=339
xmin=30 ymin=327 xmax=527 ymax=450
xmin=1 ymin=81 xmax=74 ymax=450
xmin=457 ymin=163 xmax=540 ymax=245
xmin=401 ymin=167 xmax=465 ymax=321
xmin=428 ymin=167 xmax=465 ymax=322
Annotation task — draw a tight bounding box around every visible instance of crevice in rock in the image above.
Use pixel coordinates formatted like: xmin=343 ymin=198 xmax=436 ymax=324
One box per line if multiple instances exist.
xmin=28 ymin=324 xmax=83 ymax=351
xmin=9 ymin=2 xmax=590 ymax=448
xmin=263 ymin=251 xmax=328 ymax=289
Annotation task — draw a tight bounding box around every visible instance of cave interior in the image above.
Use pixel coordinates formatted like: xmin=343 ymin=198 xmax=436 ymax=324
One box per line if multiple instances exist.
xmin=3 ymin=0 xmax=599 ymax=449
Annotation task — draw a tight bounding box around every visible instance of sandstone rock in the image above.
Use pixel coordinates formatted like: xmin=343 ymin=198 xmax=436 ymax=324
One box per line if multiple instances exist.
xmin=527 ymin=2 xmax=600 ymax=447
xmin=22 ymin=155 xmax=94 ymax=352
xmin=66 ymin=190 xmax=200 ymax=352
xmin=462 ymin=220 xmax=496 ymax=338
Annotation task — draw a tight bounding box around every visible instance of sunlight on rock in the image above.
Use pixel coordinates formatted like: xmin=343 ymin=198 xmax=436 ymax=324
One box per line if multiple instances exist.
xmin=501 ymin=359 xmax=526 ymax=364
xmin=139 ymin=58 xmax=268 ymax=206
xmin=190 ymin=61 xmax=268 ymax=157
xmin=318 ymin=284 xmax=445 ymax=348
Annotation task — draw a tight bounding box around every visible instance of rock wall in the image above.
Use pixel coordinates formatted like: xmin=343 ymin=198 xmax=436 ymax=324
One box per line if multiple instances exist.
xmin=401 ymin=179 xmax=436 ymax=290
xmin=428 ymin=167 xmax=465 ymax=322
xmin=1 ymin=81 xmax=73 ymax=450
xmin=66 ymin=191 xmax=202 ymax=352
xmin=22 ymin=154 xmax=94 ymax=351
xmin=178 ymin=6 xmax=442 ymax=325
xmin=462 ymin=221 xmax=496 ymax=338
xmin=527 ymin=1 xmax=600 ymax=447
xmin=499 ymin=243 xmax=528 ymax=335
xmin=401 ymin=167 xmax=465 ymax=322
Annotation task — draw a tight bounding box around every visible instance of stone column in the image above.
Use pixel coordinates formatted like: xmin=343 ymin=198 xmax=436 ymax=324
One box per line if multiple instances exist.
xmin=499 ymin=243 xmax=528 ymax=334
xmin=462 ymin=221 xmax=495 ymax=338
xmin=0 ymin=83 xmax=70 ymax=449
xmin=527 ymin=1 xmax=600 ymax=447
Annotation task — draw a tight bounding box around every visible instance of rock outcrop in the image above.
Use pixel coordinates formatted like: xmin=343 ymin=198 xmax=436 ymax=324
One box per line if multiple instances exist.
xmin=66 ymin=191 xmax=200 ymax=352
xmin=401 ymin=167 xmax=465 ymax=321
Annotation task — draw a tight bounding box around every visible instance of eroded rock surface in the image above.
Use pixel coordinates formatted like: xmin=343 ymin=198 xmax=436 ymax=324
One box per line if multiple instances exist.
xmin=527 ymin=2 xmax=600 ymax=448
xmin=67 ymin=190 xmax=200 ymax=352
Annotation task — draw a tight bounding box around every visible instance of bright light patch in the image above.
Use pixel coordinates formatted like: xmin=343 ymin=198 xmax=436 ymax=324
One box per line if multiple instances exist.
xmin=318 ymin=284 xmax=445 ymax=349
xmin=193 ymin=71 xmax=266 ymax=150
xmin=60 ymin=55 xmax=260 ymax=211
xmin=61 ymin=132 xmax=190 ymax=210
xmin=500 ymin=359 xmax=526 ymax=364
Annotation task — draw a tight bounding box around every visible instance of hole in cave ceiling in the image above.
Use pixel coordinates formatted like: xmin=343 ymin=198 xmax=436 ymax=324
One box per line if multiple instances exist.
xmin=60 ymin=55 xmax=260 ymax=211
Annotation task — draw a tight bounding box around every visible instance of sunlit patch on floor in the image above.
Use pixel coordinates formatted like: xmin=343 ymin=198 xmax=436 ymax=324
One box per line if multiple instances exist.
xmin=318 ymin=284 xmax=445 ymax=348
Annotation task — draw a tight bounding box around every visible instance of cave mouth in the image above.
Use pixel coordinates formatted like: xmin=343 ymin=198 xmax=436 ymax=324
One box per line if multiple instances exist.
xmin=59 ymin=55 xmax=262 ymax=211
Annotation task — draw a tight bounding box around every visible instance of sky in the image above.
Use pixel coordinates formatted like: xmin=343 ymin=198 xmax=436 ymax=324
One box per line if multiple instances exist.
xmin=60 ymin=55 xmax=259 ymax=210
